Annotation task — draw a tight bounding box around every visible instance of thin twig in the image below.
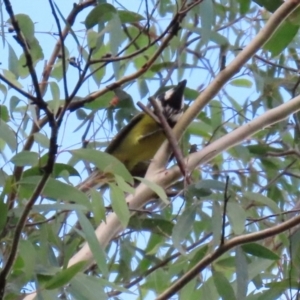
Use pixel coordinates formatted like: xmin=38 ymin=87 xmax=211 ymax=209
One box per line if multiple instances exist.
xmin=49 ymin=0 xmax=69 ymax=101
xmin=7 ymin=1 xmax=95 ymax=209
xmin=157 ymin=212 xmax=300 ymax=300
xmin=108 ymin=231 xmax=213 ymax=297
xmin=66 ymin=48 xmax=93 ymax=107
xmin=148 ymin=96 xmax=189 ymax=183
xmin=136 ymin=101 xmax=160 ymax=124
xmin=265 ymin=149 xmax=300 ymax=158
xmin=69 ymin=11 xmax=185 ymax=111
xmin=0 ymin=174 xmax=50 ymax=296
xmin=258 ymin=159 xmax=297 ymax=194
xmin=254 ymin=54 xmax=298 ymax=73
xmin=0 ymin=74 xmax=37 ymax=102
xmin=40 ymin=1 xmax=95 ymax=93
xmin=4 ymin=0 xmax=45 ymax=109
xmin=246 ymin=208 xmax=300 ymax=225
xmin=220 ymin=176 xmax=230 ymax=246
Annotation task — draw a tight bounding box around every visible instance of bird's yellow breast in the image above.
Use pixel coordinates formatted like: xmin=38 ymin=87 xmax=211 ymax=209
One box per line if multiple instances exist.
xmin=108 ymin=114 xmax=166 ymax=171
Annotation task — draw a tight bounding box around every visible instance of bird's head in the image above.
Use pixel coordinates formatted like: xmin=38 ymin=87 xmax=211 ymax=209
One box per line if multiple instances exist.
xmin=156 ymin=80 xmax=186 ymax=127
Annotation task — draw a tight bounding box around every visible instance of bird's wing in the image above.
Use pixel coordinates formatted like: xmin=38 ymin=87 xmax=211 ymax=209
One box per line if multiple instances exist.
xmin=105 ymin=113 xmax=145 ymax=154
xmin=137 ymin=128 xmax=164 ymax=142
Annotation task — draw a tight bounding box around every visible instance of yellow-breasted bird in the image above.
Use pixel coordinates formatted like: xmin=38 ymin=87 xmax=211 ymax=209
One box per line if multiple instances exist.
xmin=79 ymin=80 xmax=187 ymax=192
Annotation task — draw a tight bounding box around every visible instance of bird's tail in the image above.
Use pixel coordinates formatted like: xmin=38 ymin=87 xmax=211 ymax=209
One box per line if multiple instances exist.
xmin=76 ymin=170 xmax=110 ymax=193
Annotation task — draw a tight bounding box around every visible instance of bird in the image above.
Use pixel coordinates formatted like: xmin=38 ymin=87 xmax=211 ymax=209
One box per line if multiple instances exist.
xmin=78 ymin=80 xmax=187 ymax=192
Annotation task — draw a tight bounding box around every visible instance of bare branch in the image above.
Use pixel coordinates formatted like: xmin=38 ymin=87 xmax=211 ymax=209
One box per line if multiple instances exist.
xmin=148 ymin=96 xmax=189 ymax=183
xmin=156 ymin=204 xmax=300 ymax=299
xmin=4 ymin=0 xmax=47 ymax=112
xmin=59 ymin=0 xmax=300 ymax=280
xmin=151 ymin=0 xmax=300 ymax=172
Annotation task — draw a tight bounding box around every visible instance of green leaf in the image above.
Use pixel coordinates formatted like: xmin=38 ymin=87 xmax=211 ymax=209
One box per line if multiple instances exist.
xmin=158 ymin=0 xmax=173 ymax=16
xmin=107 ymin=13 xmax=122 ymax=55
xmin=10 ymin=14 xmax=34 ymax=41
xmin=118 ymin=11 xmax=145 ymax=23
xmin=21 ymin=166 xmax=42 ymax=178
xmin=179 ymin=279 xmax=197 ymax=299
xmin=69 ymin=274 xmax=107 ymax=300
xmin=0 ymin=84 xmax=7 ymax=101
xmin=137 ymin=78 xmax=149 ymax=99
xmin=76 ymin=109 xmax=87 ymax=120
xmin=0 ymin=169 xmax=8 ymax=188
xmin=0 ymin=4 xmax=4 ymax=48
xmin=76 ymin=210 xmax=108 ymax=276
xmin=0 ymin=119 xmax=16 ymax=151
xmin=246 ymin=144 xmax=280 ymax=155
xmin=253 ymin=0 xmax=283 ymax=12
xmin=9 ymin=96 xmax=20 ymax=119
xmin=266 ymin=278 xmax=300 ymax=289
xmin=210 ymin=99 xmax=222 ymax=131
xmin=135 ymin=177 xmax=169 ymax=204
xmin=209 ymin=31 xmax=229 ymax=46
xmin=87 ymin=30 xmax=98 ymax=50
xmin=11 ymin=151 xmax=39 ymax=166
xmin=213 ymin=271 xmax=236 ymax=300
xmin=49 ymin=81 xmax=60 ymax=115
xmin=49 ymin=79 xmax=60 ymax=98
xmin=198 ymin=0 xmax=214 ymax=45
xmin=235 ymin=247 xmax=248 ymax=299
xmin=115 ymin=174 xmax=135 ymax=194
xmin=189 ymin=245 xmax=209 ymax=268
xmin=243 ymin=191 xmax=280 ymax=214
xmin=71 ymin=149 xmax=133 ymax=184
xmin=50 ymin=58 xmax=64 ymax=80
xmin=19 ymin=176 xmax=91 ymax=208
xmin=90 ymin=189 xmax=106 ymax=224
xmin=256 ymin=287 xmax=285 ymax=300
xmin=264 ymin=21 xmax=299 ymax=56
xmin=18 ymin=240 xmax=36 ymax=279
xmin=85 ymin=3 xmax=117 ymax=29
xmin=53 ymin=163 xmax=80 ymax=178
xmin=109 ymin=183 xmax=130 ymax=228
xmin=242 ymin=243 xmax=280 ymax=260
xmin=3 ymin=69 xmax=23 ymax=89
xmin=8 ymin=43 xmax=19 ymax=78
xmin=195 ymin=179 xmax=226 ymax=191
xmin=129 ymin=216 xmax=173 ymax=236
xmin=45 ymin=261 xmax=87 ymax=290
xmin=33 ymin=132 xmax=50 ymax=148
xmin=19 ymin=37 xmax=44 ymax=78
xmin=226 ymin=202 xmax=246 ymax=235
xmin=0 ymin=105 xmax=9 ymax=122
xmin=188 ymin=120 xmax=212 ymax=139
xmin=229 ymin=79 xmax=253 ymax=88
xmin=212 ymin=202 xmax=222 ymax=248
xmin=238 ymin=0 xmax=251 ymax=14
xmin=172 ymin=205 xmax=196 ymax=254
xmin=83 ymin=46 xmax=107 ymax=85
xmin=12 ymin=204 xmax=87 ymax=215
xmin=84 ymin=91 xmax=114 ymax=110
xmin=50 ymin=47 xmax=69 ymax=80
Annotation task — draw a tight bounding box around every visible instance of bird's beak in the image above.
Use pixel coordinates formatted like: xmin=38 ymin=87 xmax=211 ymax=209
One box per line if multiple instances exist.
xmin=175 ymin=79 xmax=187 ymax=95
xmin=166 ymin=79 xmax=187 ymax=111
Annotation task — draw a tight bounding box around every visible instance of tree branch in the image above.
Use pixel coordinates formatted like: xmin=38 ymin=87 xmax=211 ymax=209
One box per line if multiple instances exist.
xmin=150 ymin=0 xmax=300 ymax=172
xmin=56 ymin=0 xmax=300 ymax=277
xmin=156 ymin=202 xmax=300 ymax=299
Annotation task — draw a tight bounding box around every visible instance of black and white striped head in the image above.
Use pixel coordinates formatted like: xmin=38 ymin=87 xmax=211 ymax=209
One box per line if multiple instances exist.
xmin=156 ymin=80 xmax=186 ymax=127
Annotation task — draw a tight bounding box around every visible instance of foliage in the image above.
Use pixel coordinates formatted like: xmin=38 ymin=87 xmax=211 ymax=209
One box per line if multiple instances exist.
xmin=0 ymin=0 xmax=300 ymax=299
